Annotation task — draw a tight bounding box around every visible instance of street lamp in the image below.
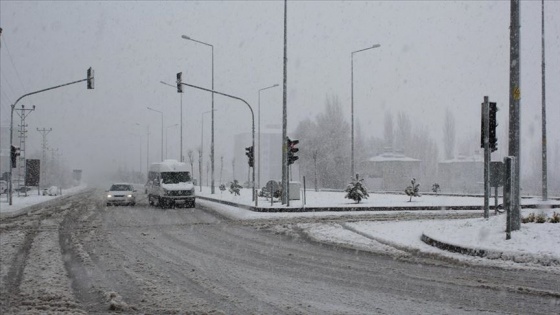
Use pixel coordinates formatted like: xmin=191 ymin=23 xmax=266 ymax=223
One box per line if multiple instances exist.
xmin=135 ymin=123 xmax=150 ymax=174
xmin=182 ymin=34 xmax=215 ymax=194
xmin=177 ymin=80 xmax=256 ymax=206
xmin=258 ymin=84 xmax=279 ymax=191
xmin=160 ymin=80 xmax=183 ymax=162
xmin=166 ymin=123 xmax=179 ymax=159
xmin=147 ymin=107 xmax=164 ymax=161
xmin=201 ymin=110 xmax=217 ymax=187
xmin=351 ymin=43 xmax=380 ymax=178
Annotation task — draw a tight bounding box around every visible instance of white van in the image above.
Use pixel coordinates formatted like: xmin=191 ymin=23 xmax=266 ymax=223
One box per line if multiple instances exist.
xmin=146 ymin=160 xmax=196 ymax=208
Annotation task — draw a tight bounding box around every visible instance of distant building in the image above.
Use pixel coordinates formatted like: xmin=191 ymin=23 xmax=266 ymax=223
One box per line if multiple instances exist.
xmin=438 ymin=155 xmax=483 ymax=194
xmin=361 ymin=151 xmax=421 ymax=192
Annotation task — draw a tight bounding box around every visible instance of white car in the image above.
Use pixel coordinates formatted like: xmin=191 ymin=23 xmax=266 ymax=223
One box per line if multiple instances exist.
xmin=106 ymin=183 xmax=136 ymax=206
xmin=47 ymin=186 xmax=59 ymax=196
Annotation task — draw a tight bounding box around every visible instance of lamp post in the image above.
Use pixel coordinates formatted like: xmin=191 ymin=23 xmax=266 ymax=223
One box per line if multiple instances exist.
xmin=7 ymin=70 xmax=94 ymax=205
xmin=147 ymin=107 xmax=164 ymax=161
xmin=136 ymin=123 xmax=150 ymax=175
xmin=177 ymin=80 xmax=256 ymax=206
xmin=201 ymin=110 xmax=216 ymax=188
xmin=166 ymin=123 xmax=179 ymax=159
xmin=258 ymin=84 xmax=279 ymax=191
xmin=160 ymin=81 xmax=183 ymax=162
xmin=351 ymin=44 xmax=380 ymax=178
xmin=182 ymin=34 xmax=215 ymax=194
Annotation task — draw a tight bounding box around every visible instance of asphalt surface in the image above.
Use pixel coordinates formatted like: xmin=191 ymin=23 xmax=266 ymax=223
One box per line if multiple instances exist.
xmin=1 ymin=189 xmax=559 ymax=314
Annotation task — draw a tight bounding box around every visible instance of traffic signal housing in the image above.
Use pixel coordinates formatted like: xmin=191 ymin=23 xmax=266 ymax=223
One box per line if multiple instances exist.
xmin=87 ymin=67 xmax=94 ymax=89
xmin=177 ymin=72 xmax=183 ymax=93
xmin=11 ymin=145 xmax=20 ymax=167
xmin=287 ymin=138 xmax=299 ymax=165
xmin=489 ymin=102 xmax=498 ymax=152
xmin=245 ymin=146 xmax=254 ymax=167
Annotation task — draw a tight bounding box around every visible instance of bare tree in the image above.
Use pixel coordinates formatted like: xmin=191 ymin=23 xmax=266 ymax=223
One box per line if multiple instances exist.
xmin=312 ymin=150 xmax=318 ymax=191
xmin=395 ymin=111 xmax=412 ymax=152
xmin=220 ymin=156 xmax=224 ymax=184
xmin=197 ymin=148 xmax=202 ymax=191
xmin=187 ymin=149 xmax=195 ymax=177
xmin=384 ymin=111 xmax=394 ymax=150
xmin=443 ymin=108 xmax=456 ymax=160
xmin=293 ymin=96 xmax=350 ymax=189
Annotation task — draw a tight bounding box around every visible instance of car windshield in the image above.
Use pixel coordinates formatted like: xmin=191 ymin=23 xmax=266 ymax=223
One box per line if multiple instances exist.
xmin=161 ymin=172 xmax=190 ymax=184
xmin=110 ymin=184 xmax=132 ymax=191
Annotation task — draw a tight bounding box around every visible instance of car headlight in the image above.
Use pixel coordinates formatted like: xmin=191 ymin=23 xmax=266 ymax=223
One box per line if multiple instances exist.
xmin=107 ymin=194 xmax=112 ymax=198
xmin=127 ymin=194 xmax=133 ymax=198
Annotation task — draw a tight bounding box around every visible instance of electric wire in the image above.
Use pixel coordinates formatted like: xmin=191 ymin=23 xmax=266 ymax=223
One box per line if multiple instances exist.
xmin=0 ymin=36 xmax=26 ymax=94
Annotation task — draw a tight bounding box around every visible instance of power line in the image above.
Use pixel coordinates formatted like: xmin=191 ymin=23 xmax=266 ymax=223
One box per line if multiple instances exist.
xmin=1 ymin=35 xmax=27 ymax=94
xmin=1 ymin=69 xmax=18 ymax=102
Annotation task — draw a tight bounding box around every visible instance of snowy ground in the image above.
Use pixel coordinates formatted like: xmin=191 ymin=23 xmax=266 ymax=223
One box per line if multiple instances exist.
xmin=2 ymin=184 xmax=559 ymax=271
xmin=197 ymin=186 xmax=560 ymax=271
xmin=0 ymin=185 xmax=88 ymax=217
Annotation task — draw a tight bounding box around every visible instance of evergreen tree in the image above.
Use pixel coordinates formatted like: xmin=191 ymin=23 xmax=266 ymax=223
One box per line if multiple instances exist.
xmin=345 ymin=174 xmax=369 ymax=203
xmin=405 ymin=178 xmax=421 ymax=202
xmin=229 ymin=180 xmax=242 ymax=196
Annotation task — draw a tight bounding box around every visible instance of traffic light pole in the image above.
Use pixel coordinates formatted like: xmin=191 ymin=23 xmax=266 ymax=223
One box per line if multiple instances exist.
xmin=482 ymin=96 xmax=490 ymax=219
xmin=8 ymin=76 xmax=91 ymax=205
xmin=178 ymin=82 xmax=257 ymax=207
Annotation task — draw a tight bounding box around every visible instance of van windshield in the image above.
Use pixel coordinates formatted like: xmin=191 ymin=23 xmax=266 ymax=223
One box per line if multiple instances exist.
xmin=161 ymin=172 xmax=191 ymax=184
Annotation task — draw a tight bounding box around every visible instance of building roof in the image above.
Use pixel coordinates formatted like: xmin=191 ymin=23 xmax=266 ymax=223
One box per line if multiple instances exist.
xmin=367 ymin=152 xmax=420 ymax=162
xmin=439 ymin=155 xmax=483 ymax=164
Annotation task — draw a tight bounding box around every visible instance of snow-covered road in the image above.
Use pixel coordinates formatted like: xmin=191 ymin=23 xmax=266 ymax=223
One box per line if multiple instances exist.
xmin=1 ymin=189 xmax=559 ymax=314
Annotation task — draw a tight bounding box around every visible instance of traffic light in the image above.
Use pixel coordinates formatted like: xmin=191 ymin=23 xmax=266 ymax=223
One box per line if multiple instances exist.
xmin=11 ymin=145 xmax=20 ymax=167
xmin=177 ymin=72 xmax=183 ymax=93
xmin=489 ymin=102 xmax=498 ymax=152
xmin=87 ymin=67 xmax=94 ymax=89
xmin=245 ymin=146 xmax=254 ymax=167
xmin=287 ymin=138 xmax=299 ymax=165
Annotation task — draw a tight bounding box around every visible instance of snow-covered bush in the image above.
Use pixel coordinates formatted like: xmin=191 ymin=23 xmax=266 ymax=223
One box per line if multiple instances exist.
xmin=405 ymin=178 xmax=421 ymax=202
xmin=535 ymin=213 xmax=547 ymax=223
xmin=522 ymin=213 xmax=536 ymax=223
xmin=432 ymin=183 xmax=440 ymax=195
xmin=345 ymin=175 xmax=369 ymax=204
xmin=550 ymin=212 xmax=560 ymax=223
xmin=229 ymin=180 xmax=242 ymax=196
xmin=522 ymin=212 xmax=559 ymax=224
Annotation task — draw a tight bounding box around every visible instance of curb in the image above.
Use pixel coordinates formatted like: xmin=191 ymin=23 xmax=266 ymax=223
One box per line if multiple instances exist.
xmin=421 ymin=233 xmax=560 ymax=267
xmin=197 ymin=195 xmax=559 ymax=213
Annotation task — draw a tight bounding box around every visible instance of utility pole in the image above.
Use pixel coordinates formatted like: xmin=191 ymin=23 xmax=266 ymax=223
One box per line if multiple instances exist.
xmin=508 ymin=0 xmax=521 ymax=230
xmin=541 ymin=0 xmax=547 ymax=201
xmin=37 ymin=127 xmax=52 ymax=190
xmin=48 ymin=148 xmax=60 ymax=190
xmin=281 ymin=0 xmax=288 ymax=205
xmin=15 ymin=105 xmax=35 ymax=195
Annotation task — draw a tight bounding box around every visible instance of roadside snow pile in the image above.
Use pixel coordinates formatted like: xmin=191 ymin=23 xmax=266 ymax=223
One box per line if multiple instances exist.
xmin=421 ymin=209 xmax=560 ymax=266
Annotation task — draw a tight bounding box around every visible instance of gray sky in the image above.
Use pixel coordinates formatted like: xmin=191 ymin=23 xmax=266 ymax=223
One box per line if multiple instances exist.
xmin=1 ymin=1 xmax=559 ymax=184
